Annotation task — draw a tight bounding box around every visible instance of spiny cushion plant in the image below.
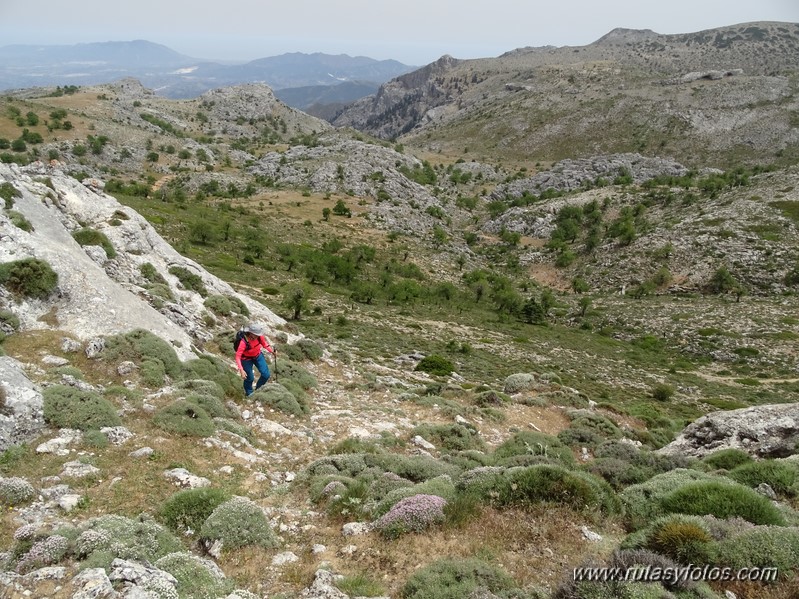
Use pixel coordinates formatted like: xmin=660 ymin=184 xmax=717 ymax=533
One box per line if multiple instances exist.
xmin=0 ymin=258 xmax=58 ymax=299
xmin=659 ymin=480 xmax=786 ymax=526
xmin=373 ymin=494 xmax=447 ymax=538
xmin=199 ymin=496 xmax=279 ymax=550
xmin=493 ymin=430 xmax=575 ymax=467
xmin=152 ymin=400 xmax=215 ymax=437
xmin=252 ymin=383 xmax=308 ymax=417
xmin=104 ymin=328 xmax=182 ymax=378
xmin=727 ymin=459 xmax=799 ymax=497
xmin=42 ymin=384 xmax=121 ymax=430
xmin=72 ymin=227 xmax=116 ymax=258
xmin=702 ymin=448 xmax=753 ymax=471
xmin=158 ymin=488 xmax=232 ymax=536
xmin=401 ymin=557 xmax=519 ymax=599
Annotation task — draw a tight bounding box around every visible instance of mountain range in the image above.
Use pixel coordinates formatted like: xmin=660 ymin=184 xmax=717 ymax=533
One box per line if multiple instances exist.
xmin=0 ymin=40 xmax=416 ymax=105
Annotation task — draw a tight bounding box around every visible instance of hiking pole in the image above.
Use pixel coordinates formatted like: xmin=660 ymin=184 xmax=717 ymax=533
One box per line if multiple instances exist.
xmin=272 ymin=347 xmax=278 ymax=383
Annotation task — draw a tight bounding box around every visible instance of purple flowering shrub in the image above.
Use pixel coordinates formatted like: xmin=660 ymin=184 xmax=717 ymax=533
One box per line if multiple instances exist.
xmin=373 ymin=494 xmax=446 ymax=538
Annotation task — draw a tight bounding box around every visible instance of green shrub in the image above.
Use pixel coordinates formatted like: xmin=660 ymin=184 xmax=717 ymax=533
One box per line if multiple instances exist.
xmin=493 ymin=431 xmax=575 ymax=467
xmin=7 ymin=210 xmax=33 ymax=232
xmin=42 ymin=385 xmax=121 ymax=430
xmin=415 ymin=354 xmax=455 ymax=376
xmin=199 ymin=496 xmax=279 ymax=550
xmin=410 ymin=423 xmax=485 ymax=452
xmin=140 ymin=262 xmax=168 ymax=285
xmin=297 ymin=338 xmax=323 ymax=360
xmin=140 ymin=357 xmax=166 ymax=387
xmin=727 ymin=460 xmax=799 ymax=497
xmin=374 ymin=475 xmax=457 ymax=517
xmin=227 ymin=295 xmax=250 ymax=317
xmin=620 ymin=469 xmax=720 ymax=530
xmin=0 ymin=181 xmax=20 ymax=208
xmin=204 ymin=294 xmax=233 ymax=316
xmin=158 ymin=488 xmax=231 ymax=535
xmin=278 ymin=343 xmax=304 ymax=362
xmin=104 ymin=329 xmax=181 ymax=377
xmin=154 ymin=552 xmax=231 ymax=598
xmin=280 ymin=378 xmax=309 ymax=404
xmin=366 ymin=453 xmax=461 ymax=483
xmin=179 ymin=356 xmax=240 ymax=396
xmin=401 ymin=557 xmax=518 ymax=599
xmin=168 ymin=266 xmax=208 ymax=296
xmin=78 ymin=514 xmax=182 ymax=565
xmin=335 ymin=573 xmax=386 ymax=598
xmin=0 ymin=258 xmax=58 ymax=299
xmin=72 ymin=227 xmax=116 ymax=258
xmin=635 ymin=514 xmax=718 ymax=565
xmin=651 ymin=383 xmax=675 ymax=401
xmin=503 ymin=373 xmax=538 ymax=394
xmin=660 ymin=480 xmax=785 ymax=525
xmin=584 ymin=457 xmax=649 ymax=490
xmin=183 ymin=393 xmax=228 ymax=418
xmin=717 ymin=526 xmax=799 ymax=575
xmin=176 ymin=379 xmax=225 ymax=399
xmin=473 ymin=389 xmax=511 ymax=407
xmin=274 ymin=359 xmax=317 ymax=389
xmin=496 ymin=465 xmax=620 ymax=514
xmin=702 ymin=448 xmax=753 ymax=471
xmin=152 ymin=400 xmax=215 ymax=437
xmin=252 ymin=383 xmax=308 ymax=416
xmin=0 ymin=309 xmax=20 ymax=331
xmin=213 ymin=417 xmax=253 ymax=442
xmin=82 ymin=429 xmax=109 ymax=448
xmin=0 ymin=476 xmax=35 ymax=506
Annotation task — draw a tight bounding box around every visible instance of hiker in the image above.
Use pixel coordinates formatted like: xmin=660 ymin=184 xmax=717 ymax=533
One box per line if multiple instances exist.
xmin=235 ymin=323 xmax=275 ymax=397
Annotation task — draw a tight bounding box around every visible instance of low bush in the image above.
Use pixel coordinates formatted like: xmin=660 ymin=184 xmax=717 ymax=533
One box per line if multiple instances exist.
xmin=140 ymin=262 xmax=167 ymax=285
xmin=159 ymin=488 xmax=231 ymax=535
xmin=214 ymin=418 xmax=253 ymax=441
xmin=154 ymin=552 xmax=230 ymax=598
xmin=176 ymin=379 xmax=225 ymax=399
xmin=104 ymin=329 xmax=181 ymax=378
xmin=493 ymin=431 xmax=575 ymax=467
xmin=0 ymin=477 xmax=35 ymax=507
xmin=366 ymin=453 xmax=461 ymax=483
xmin=7 ymin=210 xmax=33 ymax=232
xmin=414 ymin=354 xmax=455 ymax=376
xmin=78 ymin=514 xmax=182 ymax=567
xmin=140 ymin=357 xmax=166 ymax=387
xmin=204 ymin=294 xmax=233 ymax=316
xmin=584 ymin=457 xmax=649 ymax=490
xmin=274 ymin=359 xmax=317 ymax=389
xmin=410 ymin=423 xmax=485 ymax=452
xmin=503 ymin=373 xmax=538 ymax=394
xmin=297 ymin=338 xmax=323 ymax=360
xmin=373 ymin=494 xmax=446 ymax=538
xmin=717 ymin=526 xmax=799 ymax=575
xmin=168 ymin=265 xmax=208 ymax=296
xmin=184 ymin=392 xmax=229 ymax=418
xmin=496 ymin=464 xmax=620 ymax=514
xmin=374 ymin=475 xmax=457 ymax=517
xmin=401 ymin=557 xmax=518 ymax=599
xmin=0 ymin=258 xmax=58 ymax=299
xmin=72 ymin=227 xmax=116 ymax=258
xmin=152 ymin=400 xmax=215 ymax=437
xmin=179 ymin=355 xmax=240 ymax=396
xmin=42 ymin=385 xmax=121 ymax=430
xmin=199 ymin=496 xmax=279 ymax=550
xmin=660 ymin=480 xmax=786 ymax=526
xmin=630 ymin=514 xmax=718 ymax=565
xmin=252 ymin=383 xmax=308 ymax=416
xmin=727 ymin=459 xmax=799 ymax=497
xmin=472 ymin=389 xmax=511 ymax=407
xmin=702 ymin=448 xmax=753 ymax=471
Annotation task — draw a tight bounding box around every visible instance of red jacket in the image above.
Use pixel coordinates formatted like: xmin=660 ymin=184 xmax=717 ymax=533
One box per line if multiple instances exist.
xmin=235 ymin=334 xmax=273 ymax=370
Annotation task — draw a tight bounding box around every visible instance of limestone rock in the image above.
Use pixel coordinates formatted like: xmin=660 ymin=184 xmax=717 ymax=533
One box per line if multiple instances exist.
xmin=61 ymin=461 xmax=101 ymax=478
xmin=0 ymin=356 xmax=45 ymax=451
xmin=659 ymin=403 xmax=799 ymax=458
xmin=71 ymin=567 xmax=120 ymax=599
xmin=163 ymin=468 xmax=210 ymax=488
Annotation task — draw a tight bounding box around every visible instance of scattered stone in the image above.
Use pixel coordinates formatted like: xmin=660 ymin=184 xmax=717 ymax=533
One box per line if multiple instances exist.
xmin=312 ymin=544 xmax=326 ymax=554
xmin=581 ymin=526 xmax=603 ymax=542
xmin=284 ymin=471 xmax=296 ymax=482
xmin=100 ymin=426 xmax=134 ymax=445
xmin=108 ymin=558 xmax=178 ymax=592
xmin=163 ymin=468 xmax=210 ymax=488
xmin=725 ymin=591 xmax=738 ymax=599
xmin=756 ymin=483 xmax=777 ymax=500
xmin=42 ymin=355 xmax=69 ymax=367
xmin=338 ymin=544 xmax=358 ymax=556
xmin=342 ymin=522 xmax=371 ymax=536
xmin=57 ymin=494 xmax=83 ymax=512
xmin=580 ymin=447 xmax=591 ymax=462
xmin=61 ymin=461 xmax=101 ymax=478
xmin=24 ymin=566 xmax=67 ymax=581
xmin=84 ymin=338 xmax=106 ymax=359
xmin=128 ymin=447 xmax=154 ymax=459
xmin=411 ymin=435 xmax=436 ymax=451
xmin=36 ymin=429 xmax=83 ymax=455
xmin=659 ymin=403 xmax=799 ymax=458
xmin=454 ymin=415 xmax=470 ymax=426
xmin=117 ymin=361 xmax=138 ymax=375
xmin=219 ymin=465 xmax=234 ymax=475
xmin=271 ymin=551 xmax=299 ymax=566
xmin=60 ymin=338 xmax=83 ymax=353
xmin=71 ymin=567 xmax=119 ymax=599
xmin=299 ymin=569 xmax=348 ymax=599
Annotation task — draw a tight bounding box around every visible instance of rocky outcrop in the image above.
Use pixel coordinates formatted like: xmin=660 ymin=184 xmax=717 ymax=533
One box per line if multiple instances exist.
xmin=0 ymin=162 xmax=287 ymax=355
xmin=658 ymin=403 xmax=799 ymax=459
xmin=0 ymin=357 xmax=43 ymax=452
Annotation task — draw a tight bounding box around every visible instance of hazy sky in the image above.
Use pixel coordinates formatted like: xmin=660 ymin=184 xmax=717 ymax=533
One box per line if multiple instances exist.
xmin=1 ymin=0 xmax=797 ymax=64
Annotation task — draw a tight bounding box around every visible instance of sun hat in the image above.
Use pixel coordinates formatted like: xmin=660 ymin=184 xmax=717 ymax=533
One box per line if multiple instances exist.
xmin=243 ymin=323 xmax=265 ymax=335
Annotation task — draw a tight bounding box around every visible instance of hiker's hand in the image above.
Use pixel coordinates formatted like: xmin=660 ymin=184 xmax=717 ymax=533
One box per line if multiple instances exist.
xmin=238 ymin=369 xmax=246 ymax=379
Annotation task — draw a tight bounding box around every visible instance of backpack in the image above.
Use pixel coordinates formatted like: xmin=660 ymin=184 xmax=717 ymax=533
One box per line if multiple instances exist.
xmin=233 ymin=329 xmax=248 ymax=353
